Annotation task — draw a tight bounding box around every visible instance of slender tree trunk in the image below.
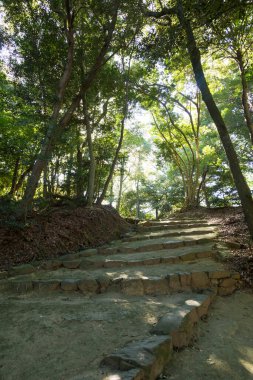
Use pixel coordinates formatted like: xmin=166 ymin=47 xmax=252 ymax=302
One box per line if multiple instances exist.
xmin=177 ymin=1 xmax=253 ymax=238
xmin=14 ymin=164 xmax=33 ymax=197
xmin=236 ymin=49 xmax=253 ymax=144
xmin=196 ymin=167 xmax=208 ymax=206
xmin=19 ymin=4 xmax=119 ymax=216
xmin=83 ymin=97 xmax=96 ymax=206
xmin=116 ymin=158 xmax=125 ymax=211
xmin=50 ymin=159 xmax=59 ymax=195
xmin=96 ymin=116 xmax=125 ymax=205
xmin=109 ymin=179 xmax=114 ymax=206
xmin=76 ymin=145 xmax=84 ymax=199
xmin=20 ymin=3 xmax=75 ymax=214
xmin=43 ymin=164 xmax=48 ymax=199
xmin=136 ymin=178 xmax=141 ymax=219
xmin=96 ymin=56 xmax=131 ymax=205
xmin=9 ymin=157 xmax=20 ymax=197
xmin=193 ymin=96 xmax=201 ymax=206
xmin=66 ymin=153 xmax=73 ymax=197
xmin=203 ymin=181 xmax=210 ymax=208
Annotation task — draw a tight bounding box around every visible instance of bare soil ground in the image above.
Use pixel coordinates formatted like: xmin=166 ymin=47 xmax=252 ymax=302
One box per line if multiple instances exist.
xmin=0 ymin=290 xmax=209 ymax=380
xmin=0 ymin=291 xmax=164 ymax=380
xmin=163 ymin=290 xmax=253 ymax=380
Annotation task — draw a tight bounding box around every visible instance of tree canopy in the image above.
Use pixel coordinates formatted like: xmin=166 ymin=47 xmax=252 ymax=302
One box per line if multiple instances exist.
xmin=0 ymin=0 xmax=253 ymax=235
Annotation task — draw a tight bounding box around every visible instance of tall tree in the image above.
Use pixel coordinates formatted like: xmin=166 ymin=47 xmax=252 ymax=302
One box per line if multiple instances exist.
xmin=204 ymin=6 xmax=253 ymax=142
xmin=141 ymin=0 xmax=253 ymax=238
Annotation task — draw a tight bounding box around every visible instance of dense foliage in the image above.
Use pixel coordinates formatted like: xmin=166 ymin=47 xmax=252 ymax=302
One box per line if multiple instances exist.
xmin=0 ymin=0 xmax=252 ymax=231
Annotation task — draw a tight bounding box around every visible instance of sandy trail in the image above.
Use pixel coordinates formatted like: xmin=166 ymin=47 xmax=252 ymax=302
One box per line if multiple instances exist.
xmin=163 ymin=290 xmax=253 ymax=380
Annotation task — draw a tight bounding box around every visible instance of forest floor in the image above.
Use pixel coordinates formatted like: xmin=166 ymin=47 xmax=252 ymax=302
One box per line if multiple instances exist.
xmin=0 ymin=203 xmax=130 ymax=270
xmin=175 ymin=206 xmax=253 ymax=287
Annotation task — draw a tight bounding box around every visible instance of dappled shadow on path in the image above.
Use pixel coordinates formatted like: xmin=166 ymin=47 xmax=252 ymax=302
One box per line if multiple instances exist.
xmin=164 ymin=290 xmax=253 ymax=380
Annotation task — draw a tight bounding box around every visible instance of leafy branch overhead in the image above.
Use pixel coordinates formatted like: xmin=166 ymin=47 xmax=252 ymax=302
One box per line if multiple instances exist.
xmin=0 ymin=0 xmax=253 ymax=236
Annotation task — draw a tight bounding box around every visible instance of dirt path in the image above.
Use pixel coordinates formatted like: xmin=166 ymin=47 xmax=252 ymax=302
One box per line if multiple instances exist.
xmin=164 ymin=290 xmax=253 ymax=380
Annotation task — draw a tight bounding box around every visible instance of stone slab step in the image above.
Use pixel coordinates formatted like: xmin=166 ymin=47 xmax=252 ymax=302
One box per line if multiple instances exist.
xmin=0 ymin=259 xmax=241 ymax=296
xmin=101 ymin=292 xmax=214 ymax=379
xmin=76 ymin=243 xmax=215 ymax=269
xmin=136 ymin=223 xmax=218 ymax=232
xmin=122 ymin=227 xmax=216 ymax=242
xmin=105 ymin=233 xmax=217 ymax=255
xmin=0 ymin=238 xmax=213 ymax=280
xmin=140 ymin=219 xmax=210 ymax=226
xmin=3 ymin=243 xmax=216 ymax=278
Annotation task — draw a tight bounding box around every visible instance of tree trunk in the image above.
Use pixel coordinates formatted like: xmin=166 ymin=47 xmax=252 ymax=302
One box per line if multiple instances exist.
xmin=203 ymin=181 xmax=210 ymax=208
xmin=20 ymin=2 xmax=75 ymax=215
xmin=96 ymin=118 xmax=125 ymax=205
xmin=66 ymin=153 xmax=73 ymax=197
xmin=109 ymin=179 xmax=114 ymax=206
xmin=184 ymin=175 xmax=199 ymax=209
xmin=43 ymin=164 xmax=48 ymax=199
xmin=196 ymin=167 xmax=208 ymax=206
xmin=83 ymin=97 xmax=96 ymax=206
xmin=51 ymin=159 xmax=60 ymax=194
xmin=8 ymin=157 xmax=20 ymax=197
xmin=96 ymin=57 xmax=130 ymax=205
xmin=19 ymin=4 xmax=119 ymax=216
xmin=76 ymin=145 xmax=84 ymax=199
xmin=177 ymin=1 xmax=253 ymax=238
xmin=136 ymin=178 xmax=141 ymax=219
xmin=116 ymin=158 xmax=125 ymax=211
xmin=14 ymin=164 xmax=33 ymax=197
xmin=236 ymin=49 xmax=253 ymax=144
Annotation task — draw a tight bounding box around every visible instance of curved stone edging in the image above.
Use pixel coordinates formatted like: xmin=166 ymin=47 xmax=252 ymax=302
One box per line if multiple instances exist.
xmin=101 ymin=292 xmax=214 ymax=380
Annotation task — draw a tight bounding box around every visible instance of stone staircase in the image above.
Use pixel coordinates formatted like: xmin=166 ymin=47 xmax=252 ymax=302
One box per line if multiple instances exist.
xmin=0 ymin=218 xmax=243 ymax=380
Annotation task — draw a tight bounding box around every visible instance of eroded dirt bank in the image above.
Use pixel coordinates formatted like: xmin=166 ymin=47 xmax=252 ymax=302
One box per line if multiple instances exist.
xmin=0 ymin=205 xmax=130 ymax=270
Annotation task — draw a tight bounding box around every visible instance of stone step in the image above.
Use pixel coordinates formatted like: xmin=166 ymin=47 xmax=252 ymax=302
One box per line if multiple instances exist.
xmin=122 ymin=227 xmax=216 ymax=242
xmin=105 ymin=233 xmax=217 ymax=255
xmin=2 ymin=230 xmax=217 ymax=279
xmin=0 ymin=291 xmax=213 ymax=380
xmin=3 ymin=241 xmax=217 ymax=280
xmin=140 ymin=219 xmax=209 ymax=226
xmin=71 ymin=243 xmax=215 ymax=269
xmin=137 ymin=223 xmax=218 ymax=232
xmin=101 ymin=292 xmax=214 ymax=379
xmin=0 ymin=215 xmax=245 ymax=380
xmin=0 ymin=258 xmax=241 ymax=296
